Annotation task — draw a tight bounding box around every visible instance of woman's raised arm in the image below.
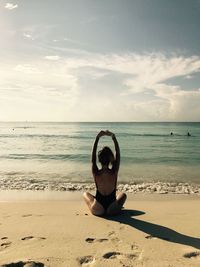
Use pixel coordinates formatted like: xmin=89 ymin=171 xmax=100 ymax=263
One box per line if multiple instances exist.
xmin=105 ymin=130 xmax=120 ymax=172
xmin=91 ymin=130 xmax=105 ymax=174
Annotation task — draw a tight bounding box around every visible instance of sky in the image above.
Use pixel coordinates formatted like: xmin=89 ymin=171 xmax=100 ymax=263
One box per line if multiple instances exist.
xmin=0 ymin=0 xmax=200 ymax=122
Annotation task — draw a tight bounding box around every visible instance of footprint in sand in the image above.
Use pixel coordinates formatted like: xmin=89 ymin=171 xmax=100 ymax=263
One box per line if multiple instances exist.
xmin=21 ymin=236 xmax=34 ymax=241
xmin=107 ymin=231 xmax=121 ymax=243
xmin=1 ymin=237 xmax=8 ymax=240
xmin=108 ymin=231 xmax=115 ymax=236
xmin=85 ymin=237 xmax=108 ymax=243
xmin=183 ymin=251 xmax=200 ymax=258
xmin=103 ymin=251 xmax=121 ymax=259
xmin=77 ymin=255 xmax=95 ymax=266
xmin=102 ymin=251 xmax=139 ymax=260
xmin=0 ymin=241 xmax=12 ymax=249
xmin=22 ymin=214 xmax=43 ymax=218
xmin=130 ymin=244 xmax=139 ymax=250
xmin=111 ymin=236 xmax=120 ymax=243
xmin=0 ymin=261 xmax=44 ymax=267
xmin=21 ymin=236 xmax=46 ymax=241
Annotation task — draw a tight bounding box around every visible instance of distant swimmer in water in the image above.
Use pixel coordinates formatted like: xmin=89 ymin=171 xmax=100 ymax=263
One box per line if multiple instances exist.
xmin=170 ymin=132 xmax=173 ymax=136
xmin=187 ymin=132 xmax=191 ymax=136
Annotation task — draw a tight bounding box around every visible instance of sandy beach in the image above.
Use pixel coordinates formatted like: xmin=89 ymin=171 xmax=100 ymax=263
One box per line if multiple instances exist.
xmin=0 ymin=192 xmax=200 ymax=267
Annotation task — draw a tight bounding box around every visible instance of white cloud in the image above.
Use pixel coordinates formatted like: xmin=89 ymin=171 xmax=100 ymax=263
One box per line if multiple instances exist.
xmin=1 ymin=51 xmax=200 ymax=121
xmin=57 ymin=52 xmax=200 ymax=121
xmin=23 ymin=33 xmax=34 ymax=40
xmin=5 ymin=3 xmax=18 ymax=10
xmin=0 ymin=61 xmax=79 ymax=121
xmin=14 ymin=64 xmax=42 ymax=74
xmin=63 ymin=37 xmax=90 ymax=48
xmin=56 ymin=53 xmax=200 ymax=85
xmin=45 ymin=55 xmax=61 ymax=61
xmin=168 ymin=89 xmax=200 ymax=121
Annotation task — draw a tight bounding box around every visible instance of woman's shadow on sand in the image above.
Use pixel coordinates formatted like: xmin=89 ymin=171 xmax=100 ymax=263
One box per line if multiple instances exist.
xmin=107 ymin=209 xmax=200 ymax=250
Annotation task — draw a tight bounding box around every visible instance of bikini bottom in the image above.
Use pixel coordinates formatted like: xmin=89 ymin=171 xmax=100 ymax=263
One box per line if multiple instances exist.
xmin=95 ymin=189 xmax=116 ymax=210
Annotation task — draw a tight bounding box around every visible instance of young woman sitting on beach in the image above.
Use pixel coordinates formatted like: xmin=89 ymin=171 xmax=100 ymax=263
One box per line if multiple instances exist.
xmin=83 ymin=130 xmax=127 ymax=216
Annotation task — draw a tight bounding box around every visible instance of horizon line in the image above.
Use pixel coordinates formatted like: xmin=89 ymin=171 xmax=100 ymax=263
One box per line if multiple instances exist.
xmin=0 ymin=121 xmax=199 ymax=123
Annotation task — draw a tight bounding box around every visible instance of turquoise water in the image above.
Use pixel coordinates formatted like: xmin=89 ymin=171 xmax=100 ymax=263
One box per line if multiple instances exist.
xmin=0 ymin=122 xmax=199 ymax=184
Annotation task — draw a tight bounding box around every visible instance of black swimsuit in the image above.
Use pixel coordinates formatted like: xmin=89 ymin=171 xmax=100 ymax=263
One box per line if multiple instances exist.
xmin=95 ymin=188 xmax=116 ymax=210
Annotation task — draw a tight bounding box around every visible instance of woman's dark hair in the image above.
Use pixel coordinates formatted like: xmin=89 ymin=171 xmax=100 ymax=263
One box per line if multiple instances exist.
xmin=98 ymin=146 xmax=114 ymax=166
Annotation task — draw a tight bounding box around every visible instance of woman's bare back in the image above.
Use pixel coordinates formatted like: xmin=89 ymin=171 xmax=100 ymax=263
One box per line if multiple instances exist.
xmin=94 ymin=168 xmax=117 ymax=196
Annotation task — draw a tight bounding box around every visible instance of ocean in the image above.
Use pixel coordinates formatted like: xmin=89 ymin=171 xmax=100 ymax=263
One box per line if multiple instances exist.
xmin=0 ymin=122 xmax=199 ymax=190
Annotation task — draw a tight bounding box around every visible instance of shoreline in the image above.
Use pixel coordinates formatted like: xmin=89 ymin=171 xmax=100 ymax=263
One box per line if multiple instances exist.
xmin=0 ymin=179 xmax=200 ymax=195
xmin=0 ymin=190 xmax=200 ymax=202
